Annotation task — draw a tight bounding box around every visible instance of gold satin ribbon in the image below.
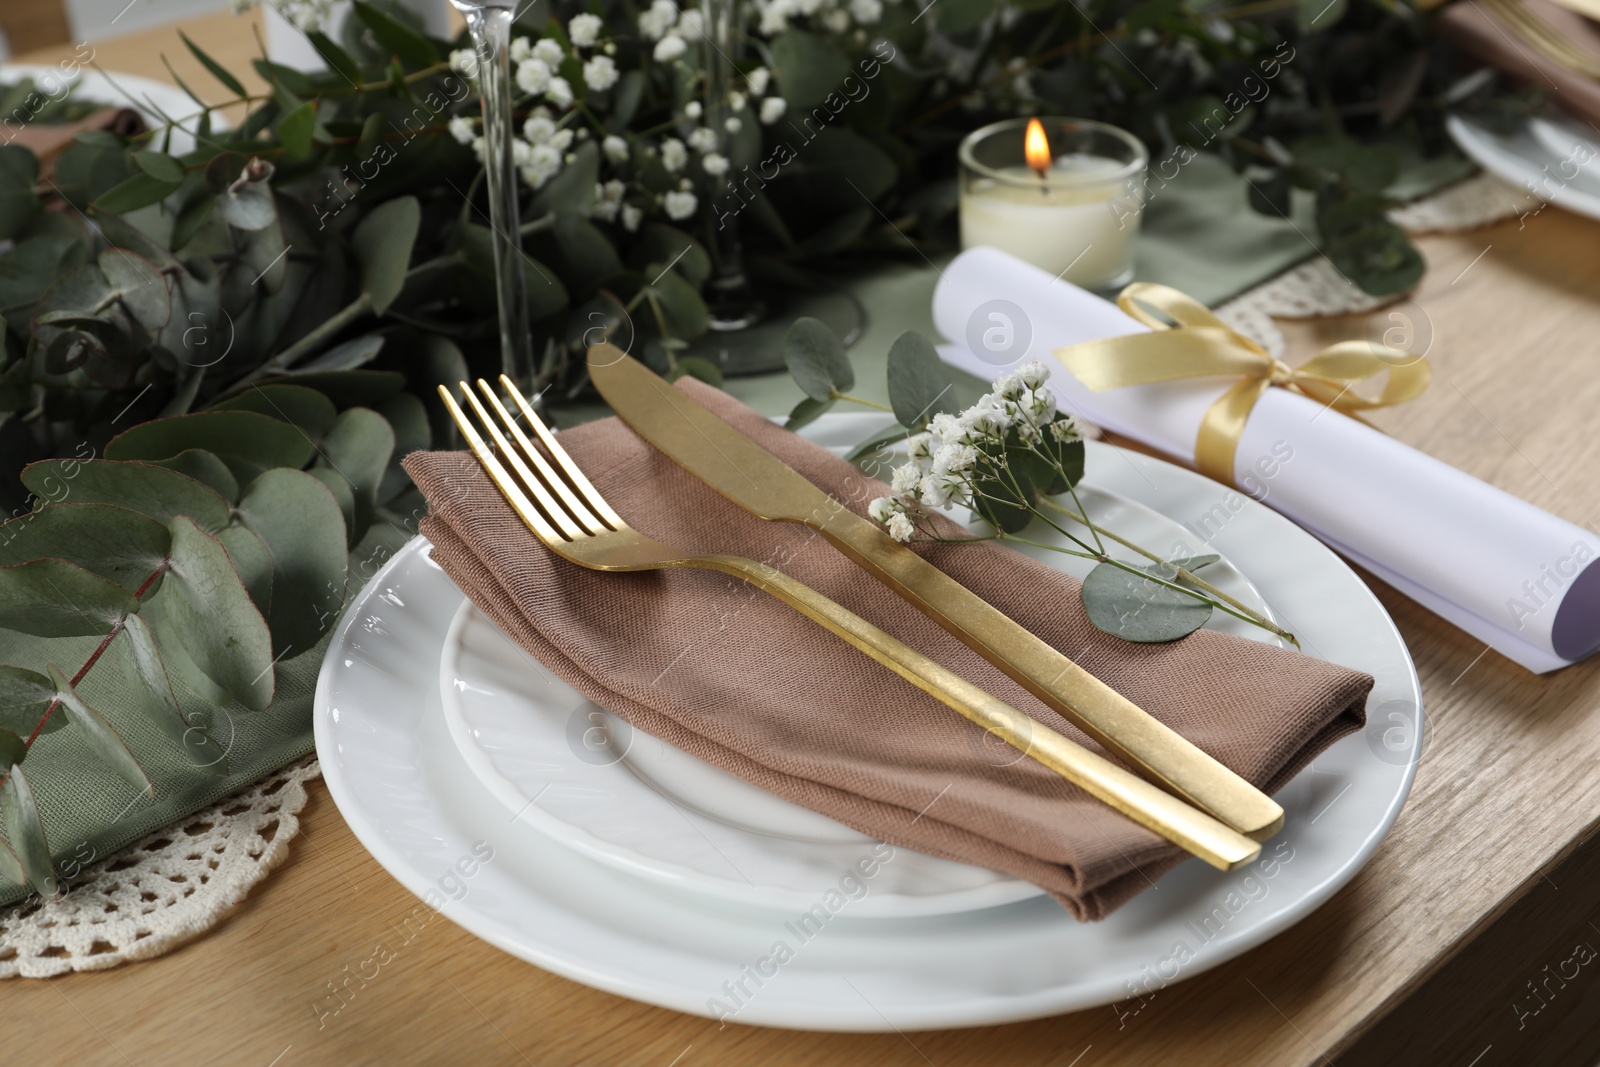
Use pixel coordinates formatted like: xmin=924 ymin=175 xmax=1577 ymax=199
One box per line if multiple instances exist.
xmin=1053 ymin=282 xmax=1431 ymax=484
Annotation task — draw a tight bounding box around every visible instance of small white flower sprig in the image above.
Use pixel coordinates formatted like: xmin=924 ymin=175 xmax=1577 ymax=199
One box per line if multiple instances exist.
xmin=440 ymin=8 xmax=790 ymax=235
xmin=861 ymin=361 xmax=1297 ymax=646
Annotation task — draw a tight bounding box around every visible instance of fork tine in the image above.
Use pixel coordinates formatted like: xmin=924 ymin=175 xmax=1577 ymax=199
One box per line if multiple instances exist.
xmin=474 ymin=379 xmax=607 ymax=537
xmin=498 ymin=373 xmax=627 ymax=531
xmin=454 ymin=382 xmax=587 ymax=542
xmin=437 ymin=385 xmax=565 ymax=547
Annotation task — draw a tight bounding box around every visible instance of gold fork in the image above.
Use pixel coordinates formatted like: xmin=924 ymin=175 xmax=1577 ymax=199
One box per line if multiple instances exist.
xmin=439 ymin=375 xmax=1261 ymax=871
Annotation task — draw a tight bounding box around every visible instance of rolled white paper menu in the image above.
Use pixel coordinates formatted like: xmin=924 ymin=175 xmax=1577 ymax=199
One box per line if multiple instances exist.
xmin=933 ymin=246 xmax=1600 ymax=674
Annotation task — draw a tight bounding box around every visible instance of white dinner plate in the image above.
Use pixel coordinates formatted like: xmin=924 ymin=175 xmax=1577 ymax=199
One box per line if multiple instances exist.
xmin=1446 ymin=111 xmax=1600 ymax=221
xmin=438 ymin=479 xmax=1282 ymax=918
xmin=315 ymin=414 xmax=1421 ymax=1030
xmin=1 ymin=64 xmax=210 ymax=155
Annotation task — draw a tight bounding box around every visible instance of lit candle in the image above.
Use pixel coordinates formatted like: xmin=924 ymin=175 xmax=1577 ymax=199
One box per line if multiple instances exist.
xmin=959 ymin=117 xmax=1148 ymax=291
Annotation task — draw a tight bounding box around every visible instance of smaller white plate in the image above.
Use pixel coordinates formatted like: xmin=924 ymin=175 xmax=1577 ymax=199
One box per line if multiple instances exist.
xmin=439 ymin=467 xmax=1281 ymax=919
xmin=1447 ymin=111 xmax=1600 ymax=221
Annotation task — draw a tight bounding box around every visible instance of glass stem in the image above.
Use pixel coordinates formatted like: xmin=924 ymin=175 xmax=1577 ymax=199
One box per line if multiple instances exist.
xmin=463 ymin=5 xmax=534 ymax=387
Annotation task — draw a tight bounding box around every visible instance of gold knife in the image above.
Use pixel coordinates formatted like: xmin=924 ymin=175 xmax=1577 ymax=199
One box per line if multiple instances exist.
xmin=587 ymin=345 xmax=1284 ymax=840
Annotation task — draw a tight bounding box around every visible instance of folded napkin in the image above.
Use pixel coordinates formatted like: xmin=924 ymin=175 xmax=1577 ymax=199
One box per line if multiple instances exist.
xmin=403 ymin=381 xmax=1371 ymax=920
xmin=935 ymin=246 xmax=1600 ymax=673
xmin=1437 ymin=0 xmax=1600 ymax=127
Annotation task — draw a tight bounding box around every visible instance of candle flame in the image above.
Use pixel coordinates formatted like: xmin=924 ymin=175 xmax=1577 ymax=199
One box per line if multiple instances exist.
xmin=1024 ymin=118 xmax=1051 ymax=176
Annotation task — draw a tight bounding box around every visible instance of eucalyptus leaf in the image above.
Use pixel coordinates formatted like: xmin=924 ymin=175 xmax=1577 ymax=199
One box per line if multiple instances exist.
xmin=150 ymin=517 xmax=275 ymax=711
xmin=212 ymin=383 xmax=338 ymax=438
xmin=181 ymin=30 xmax=247 ymax=96
xmin=47 ymin=664 xmax=154 ymax=800
xmin=316 ymin=407 xmax=395 ymax=541
xmin=307 ymin=468 xmax=359 ymax=547
xmin=0 ymin=764 xmax=55 ymax=896
xmin=352 ymin=0 xmax=440 ymax=67
xmin=784 ymin=317 xmax=853 ymax=402
xmin=0 ymin=728 xmax=23 ymax=770
xmin=92 ymin=171 xmax=182 ymax=215
xmin=1080 ymin=557 xmax=1215 ymax=643
xmin=236 ymin=469 xmax=349 ymax=657
xmin=886 ymin=331 xmax=958 ymax=428
xmin=785 ymin=395 xmax=835 ymax=430
xmin=277 ymin=101 xmax=320 ymax=161
xmin=770 ymin=31 xmax=851 ymax=112
xmin=297 ymin=335 xmax=385 ymax=373
xmin=122 ymin=613 xmax=229 ymax=776
xmin=0 ymin=503 xmax=169 ymax=591
xmin=0 ymin=146 xmax=40 ymax=240
xmin=106 ymin=411 xmax=316 ymax=487
xmin=0 ymin=665 xmax=60 ymax=738
xmin=674 ymin=356 xmax=723 ymax=387
xmin=353 ymin=196 xmax=420 ymax=315
xmin=216 ymin=523 xmax=273 ymax=619
xmin=648 ymin=267 xmax=709 ymax=339
xmin=148 ymin=450 xmax=240 ymax=503
xmin=375 ymin=391 xmax=430 ymax=503
xmin=845 ymin=423 xmax=912 ymax=462
xmin=20 ymin=459 xmax=230 ymax=532
xmin=0 ymin=559 xmax=139 ymax=638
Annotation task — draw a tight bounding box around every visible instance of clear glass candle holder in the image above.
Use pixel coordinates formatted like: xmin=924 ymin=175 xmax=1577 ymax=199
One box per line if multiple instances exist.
xmin=959 ymin=117 xmax=1148 ymax=291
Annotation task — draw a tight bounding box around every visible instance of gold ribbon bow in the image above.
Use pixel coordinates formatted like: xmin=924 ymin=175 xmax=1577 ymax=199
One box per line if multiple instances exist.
xmin=1053 ymin=282 xmax=1431 ymax=484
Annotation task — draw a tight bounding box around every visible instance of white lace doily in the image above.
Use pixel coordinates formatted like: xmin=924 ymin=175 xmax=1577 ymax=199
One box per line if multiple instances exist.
xmin=0 ymin=172 xmax=1531 ymax=980
xmin=1217 ymin=172 xmax=1535 ymax=356
xmin=0 ymin=759 xmax=320 ymax=978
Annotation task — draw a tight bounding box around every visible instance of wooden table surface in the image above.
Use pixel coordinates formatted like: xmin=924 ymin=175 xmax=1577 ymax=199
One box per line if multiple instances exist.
xmin=11 ymin=12 xmax=1600 ymax=1066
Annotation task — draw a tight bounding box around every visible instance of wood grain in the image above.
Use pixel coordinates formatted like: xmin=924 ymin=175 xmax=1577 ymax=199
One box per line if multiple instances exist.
xmin=11 ymin=15 xmax=1600 ymax=1064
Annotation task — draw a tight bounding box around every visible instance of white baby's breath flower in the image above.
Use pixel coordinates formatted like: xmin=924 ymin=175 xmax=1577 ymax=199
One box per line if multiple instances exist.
xmin=759 ymin=96 xmax=787 ymax=124
xmin=510 ymin=37 xmax=532 ymax=62
xmin=747 ymin=67 xmax=771 ymax=96
xmin=725 ymin=117 xmax=742 ymax=134
xmin=654 ymin=34 xmax=688 ymax=61
xmin=823 ymin=8 xmax=851 ymax=32
xmin=664 ymin=189 xmax=698 ymax=219
xmin=701 ymin=152 xmax=730 ymax=176
xmin=684 ymin=100 xmax=703 ymax=120
xmin=621 ymin=203 xmax=643 ymax=231
xmin=850 ymin=0 xmax=883 ymax=21
xmin=885 ymin=512 xmax=916 ymax=543
xmin=568 ymin=13 xmax=603 ymax=47
xmin=932 ymin=443 xmax=977 ymax=476
xmin=523 ymin=111 xmax=555 ymax=142
xmin=1017 ymin=361 xmax=1049 ymax=390
xmin=450 ymin=48 xmax=481 ymax=80
xmin=602 ymin=134 xmax=629 ymax=163
xmin=546 ymin=77 xmax=574 ymax=109
xmin=868 ymin=497 xmax=898 ymax=523
xmin=728 ymin=91 xmax=747 ymax=112
xmin=1049 ymin=415 xmax=1085 ymax=443
xmin=1022 ymin=387 xmax=1056 ymax=422
xmin=470 ymin=136 xmax=485 ymax=162
xmin=759 ymin=0 xmax=794 ymax=34
xmin=906 ymin=432 xmax=932 ymax=461
xmin=515 ymin=57 xmax=552 ymax=95
xmin=533 ymin=38 xmax=565 ymax=66
xmin=687 ymin=126 xmax=719 ymax=153
xmin=583 ymin=55 xmax=619 ymax=91
xmin=928 ymin=412 xmax=963 ymax=445
xmin=511 ymin=139 xmax=533 ymax=167
xmin=660 ymin=138 xmax=688 ymax=172
xmin=639 ymin=0 xmax=679 ymax=39
xmin=677 ymin=9 xmax=705 ymax=37
xmin=448 ymin=115 xmax=475 ymax=145
xmin=918 ymin=476 xmax=953 ymax=509
xmin=961 ymin=406 xmax=1010 ymax=440
xmin=890 ymin=463 xmax=920 ymax=494
xmin=591 ymin=188 xmax=621 ymax=222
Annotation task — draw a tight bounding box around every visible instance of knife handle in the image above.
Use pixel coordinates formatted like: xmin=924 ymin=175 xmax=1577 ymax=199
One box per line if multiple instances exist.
xmin=719 ymin=556 xmax=1260 ymax=871
xmin=819 ymin=511 xmax=1285 ymax=840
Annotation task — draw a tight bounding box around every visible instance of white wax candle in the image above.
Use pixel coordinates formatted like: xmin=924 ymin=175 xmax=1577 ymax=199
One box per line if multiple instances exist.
xmin=959 ymin=156 xmax=1140 ymax=289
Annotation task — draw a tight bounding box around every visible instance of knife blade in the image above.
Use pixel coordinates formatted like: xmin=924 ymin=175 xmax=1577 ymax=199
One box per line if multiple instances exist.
xmin=587 ymin=344 xmax=1284 ymax=839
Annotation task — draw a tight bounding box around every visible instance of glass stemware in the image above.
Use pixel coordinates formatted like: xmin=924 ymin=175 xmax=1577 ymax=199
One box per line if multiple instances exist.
xmin=451 ymin=0 xmax=535 ymax=388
